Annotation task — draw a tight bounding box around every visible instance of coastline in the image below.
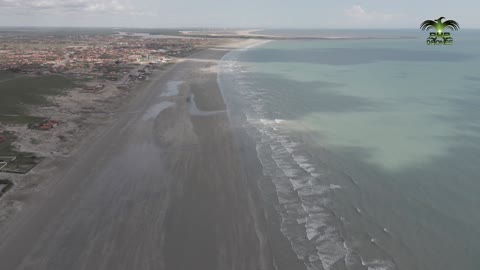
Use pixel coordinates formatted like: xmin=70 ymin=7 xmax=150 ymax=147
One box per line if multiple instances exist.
xmin=179 ymin=29 xmax=418 ymax=40
xmin=2 ymin=28 xmax=477 ymax=270
xmin=218 ymin=44 xmax=313 ymax=270
xmin=0 ymin=38 xmax=287 ymax=270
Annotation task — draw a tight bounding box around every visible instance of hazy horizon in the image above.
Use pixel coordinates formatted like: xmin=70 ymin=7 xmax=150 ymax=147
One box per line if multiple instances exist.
xmin=0 ymin=0 xmax=478 ymax=29
xmin=1 ymin=26 xmax=480 ymax=30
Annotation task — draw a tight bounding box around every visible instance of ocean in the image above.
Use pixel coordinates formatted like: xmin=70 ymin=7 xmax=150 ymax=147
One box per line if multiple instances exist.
xmin=218 ymin=30 xmax=480 ymax=270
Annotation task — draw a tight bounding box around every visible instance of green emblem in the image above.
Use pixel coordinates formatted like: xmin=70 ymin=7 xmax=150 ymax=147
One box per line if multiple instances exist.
xmin=420 ymin=17 xmax=459 ymax=45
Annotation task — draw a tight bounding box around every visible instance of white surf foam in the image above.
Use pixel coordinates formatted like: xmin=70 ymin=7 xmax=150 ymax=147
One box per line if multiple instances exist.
xmin=216 ymin=48 xmax=399 ymax=270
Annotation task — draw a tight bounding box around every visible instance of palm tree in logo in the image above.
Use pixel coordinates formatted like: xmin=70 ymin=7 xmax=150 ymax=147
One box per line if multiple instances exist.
xmin=420 ymin=17 xmax=460 ymax=34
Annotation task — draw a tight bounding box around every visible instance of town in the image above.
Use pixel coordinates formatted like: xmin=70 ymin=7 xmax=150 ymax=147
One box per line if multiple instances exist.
xmin=0 ymin=31 xmax=218 ymax=76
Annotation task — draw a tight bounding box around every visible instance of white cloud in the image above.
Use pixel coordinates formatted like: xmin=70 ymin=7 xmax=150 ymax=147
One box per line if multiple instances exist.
xmin=0 ymin=0 xmax=19 ymax=7
xmin=0 ymin=0 xmax=151 ymax=16
xmin=344 ymin=5 xmax=402 ymax=26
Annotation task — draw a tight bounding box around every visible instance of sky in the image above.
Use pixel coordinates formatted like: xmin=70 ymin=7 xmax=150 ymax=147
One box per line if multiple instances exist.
xmin=0 ymin=0 xmax=478 ymax=28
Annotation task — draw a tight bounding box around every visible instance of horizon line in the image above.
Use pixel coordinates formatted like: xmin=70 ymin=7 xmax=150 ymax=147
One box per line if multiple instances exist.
xmin=0 ymin=26 xmax=478 ymax=30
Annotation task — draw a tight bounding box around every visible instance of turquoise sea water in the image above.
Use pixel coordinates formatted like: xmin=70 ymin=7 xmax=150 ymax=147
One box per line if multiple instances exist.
xmin=219 ymin=30 xmax=480 ymax=270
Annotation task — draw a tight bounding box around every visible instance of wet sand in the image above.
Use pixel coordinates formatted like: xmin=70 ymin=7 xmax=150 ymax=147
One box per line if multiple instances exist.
xmin=0 ymin=39 xmax=280 ymax=270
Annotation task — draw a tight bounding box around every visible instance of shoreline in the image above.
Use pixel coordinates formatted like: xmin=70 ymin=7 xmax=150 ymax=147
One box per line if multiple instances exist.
xmin=0 ymin=38 xmax=285 ymax=270
xmin=217 ymin=46 xmax=310 ymax=270
xmin=178 ymin=29 xmax=418 ymax=40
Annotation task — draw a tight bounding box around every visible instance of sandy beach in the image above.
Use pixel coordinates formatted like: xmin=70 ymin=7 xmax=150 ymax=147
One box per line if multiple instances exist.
xmin=0 ymin=39 xmax=286 ymax=270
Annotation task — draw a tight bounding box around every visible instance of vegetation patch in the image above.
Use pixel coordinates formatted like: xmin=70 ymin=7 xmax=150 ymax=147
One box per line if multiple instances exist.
xmin=0 ymin=132 xmax=43 ymax=174
xmin=0 ymin=155 xmax=43 ymax=174
xmin=0 ymin=74 xmax=78 ymax=117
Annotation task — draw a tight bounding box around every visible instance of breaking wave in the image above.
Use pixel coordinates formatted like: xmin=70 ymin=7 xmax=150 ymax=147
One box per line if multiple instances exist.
xmin=218 ymin=45 xmax=397 ymax=270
